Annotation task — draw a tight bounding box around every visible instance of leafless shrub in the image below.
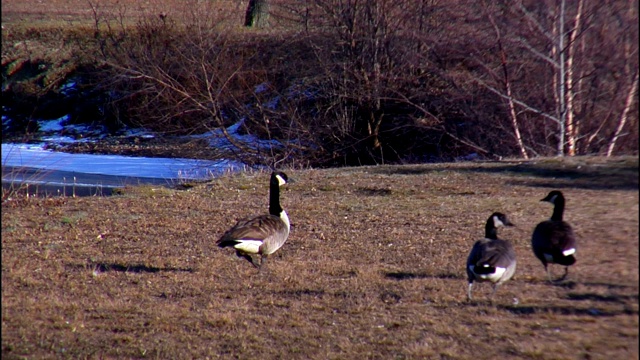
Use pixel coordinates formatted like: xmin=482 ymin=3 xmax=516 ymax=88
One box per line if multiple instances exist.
xmin=83 ymin=0 xmax=637 ymax=167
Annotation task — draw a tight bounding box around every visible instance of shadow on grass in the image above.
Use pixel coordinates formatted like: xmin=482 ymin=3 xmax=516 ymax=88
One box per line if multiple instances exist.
xmin=277 ymin=288 xmax=326 ymax=299
xmin=355 ymin=186 xmax=393 ymax=196
xmin=371 ymin=158 xmax=639 ymax=191
xmin=580 ymin=281 xmax=639 ymax=290
xmin=504 ymin=179 xmax=637 ymax=191
xmin=499 ymin=304 xmax=638 ymax=317
xmin=567 ymin=292 xmax=639 ymax=303
xmin=523 ymin=279 xmax=638 ymax=291
xmin=466 ymin=163 xmax=638 ymax=191
xmin=67 ymin=262 xmax=194 ymax=273
xmin=369 ymin=166 xmax=445 ymax=176
xmin=384 ymin=271 xmax=463 ymax=280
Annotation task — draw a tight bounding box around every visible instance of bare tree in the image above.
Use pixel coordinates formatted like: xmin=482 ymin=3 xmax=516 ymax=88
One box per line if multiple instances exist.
xmin=505 ymin=0 xmax=584 ymax=156
xmin=564 ymin=0 xmax=585 ymax=156
xmin=471 ymin=3 xmax=530 ymax=159
xmin=607 ymin=70 xmax=639 ymax=156
xmin=89 ymin=0 xmax=637 ymax=166
xmin=91 ymin=2 xmax=297 ymax=166
xmin=457 ymin=0 xmax=638 ymax=157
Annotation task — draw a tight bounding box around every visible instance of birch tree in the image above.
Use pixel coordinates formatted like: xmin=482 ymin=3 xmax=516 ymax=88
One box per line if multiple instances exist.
xmin=473 ymin=0 xmax=637 ymax=156
xmin=513 ymin=0 xmax=587 ymax=156
xmin=607 ymin=71 xmax=639 ymax=156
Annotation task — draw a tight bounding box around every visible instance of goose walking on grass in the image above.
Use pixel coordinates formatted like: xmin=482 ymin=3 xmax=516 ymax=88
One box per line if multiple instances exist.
xmin=531 ymin=190 xmax=577 ymax=282
xmin=217 ymin=171 xmax=291 ymax=270
xmin=466 ymin=212 xmax=517 ymax=301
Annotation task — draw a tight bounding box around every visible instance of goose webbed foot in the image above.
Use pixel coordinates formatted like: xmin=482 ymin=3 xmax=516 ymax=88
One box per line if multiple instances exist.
xmin=545 ymin=265 xmax=554 ymax=283
xmin=555 ymin=266 xmax=569 ymax=282
xmin=236 ymin=251 xmax=261 ymax=268
xmin=545 ymin=265 xmax=569 ymax=283
xmin=490 ymin=284 xmax=500 ymax=305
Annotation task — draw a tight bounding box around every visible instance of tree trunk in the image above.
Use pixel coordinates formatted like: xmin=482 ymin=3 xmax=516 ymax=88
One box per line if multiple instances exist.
xmin=557 ymin=0 xmax=567 ymax=156
xmin=564 ymin=0 xmax=585 ymax=156
xmin=245 ymin=0 xmax=270 ymax=28
xmin=606 ymin=71 xmax=638 ymax=156
xmin=488 ymin=12 xmax=529 ymax=159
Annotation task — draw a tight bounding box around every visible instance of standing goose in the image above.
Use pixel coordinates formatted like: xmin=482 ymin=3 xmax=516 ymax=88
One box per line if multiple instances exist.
xmin=531 ymin=190 xmax=576 ymax=282
xmin=466 ymin=212 xmax=517 ymax=301
xmin=217 ymin=171 xmax=291 ymax=269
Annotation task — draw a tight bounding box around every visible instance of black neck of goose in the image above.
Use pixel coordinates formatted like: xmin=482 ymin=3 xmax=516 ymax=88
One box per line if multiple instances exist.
xmin=551 ymin=197 xmax=565 ymax=221
xmin=269 ymin=180 xmax=283 ymax=216
xmin=485 ymin=221 xmax=498 ymax=240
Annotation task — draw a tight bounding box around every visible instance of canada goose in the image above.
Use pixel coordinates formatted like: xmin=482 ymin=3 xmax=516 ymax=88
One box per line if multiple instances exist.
xmin=217 ymin=171 xmax=291 ymax=269
xmin=466 ymin=212 xmax=517 ymax=301
xmin=531 ymin=190 xmax=577 ymax=282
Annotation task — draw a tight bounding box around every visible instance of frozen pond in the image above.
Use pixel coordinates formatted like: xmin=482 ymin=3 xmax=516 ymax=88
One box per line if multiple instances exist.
xmin=2 ymin=84 xmax=284 ymax=196
xmin=2 ymin=143 xmax=246 ymax=196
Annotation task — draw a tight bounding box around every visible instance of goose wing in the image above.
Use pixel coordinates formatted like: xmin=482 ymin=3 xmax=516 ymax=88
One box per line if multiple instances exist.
xmin=532 ymin=220 xmax=576 ymax=253
xmin=217 ymin=214 xmax=288 ymax=254
xmin=467 ymin=238 xmax=517 ymax=284
xmin=467 ymin=239 xmax=487 ymax=268
xmin=468 ymin=239 xmax=515 ymax=269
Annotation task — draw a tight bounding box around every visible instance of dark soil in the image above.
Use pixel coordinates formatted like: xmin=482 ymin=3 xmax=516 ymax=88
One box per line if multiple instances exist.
xmin=49 ymin=136 xmax=227 ymax=160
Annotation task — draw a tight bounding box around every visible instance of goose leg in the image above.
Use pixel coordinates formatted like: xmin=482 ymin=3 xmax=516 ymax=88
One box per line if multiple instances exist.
xmin=236 ymin=251 xmax=260 ymax=268
xmin=557 ymin=266 xmax=569 ymax=282
xmin=250 ymin=255 xmax=261 ymax=269
xmin=258 ymin=254 xmax=268 ymax=271
xmin=545 ymin=265 xmax=553 ymax=283
xmin=467 ymin=282 xmax=474 ymax=301
xmin=490 ymin=284 xmax=500 ymax=305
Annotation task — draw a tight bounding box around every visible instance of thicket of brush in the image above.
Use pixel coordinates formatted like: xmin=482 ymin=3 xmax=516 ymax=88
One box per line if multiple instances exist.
xmin=2 ymin=0 xmax=638 ymax=166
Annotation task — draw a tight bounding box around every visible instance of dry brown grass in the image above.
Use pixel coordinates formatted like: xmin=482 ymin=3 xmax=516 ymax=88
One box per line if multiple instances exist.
xmin=2 ymin=156 xmax=638 ymax=359
xmin=1 ymin=0 xmax=246 ymax=26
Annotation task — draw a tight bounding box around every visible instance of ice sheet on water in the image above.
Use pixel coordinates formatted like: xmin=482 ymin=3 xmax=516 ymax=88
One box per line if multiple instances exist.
xmin=2 ymin=143 xmax=246 ymax=180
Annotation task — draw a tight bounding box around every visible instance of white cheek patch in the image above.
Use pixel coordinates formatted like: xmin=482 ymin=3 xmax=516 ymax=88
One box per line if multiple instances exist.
xmin=563 ymin=248 xmax=576 ymax=256
xmin=493 ymin=216 xmax=504 ymax=227
xmin=276 ymin=175 xmax=287 ymax=186
xmin=233 ymin=240 xmax=263 ymax=254
xmin=549 ymin=194 xmax=558 ymax=203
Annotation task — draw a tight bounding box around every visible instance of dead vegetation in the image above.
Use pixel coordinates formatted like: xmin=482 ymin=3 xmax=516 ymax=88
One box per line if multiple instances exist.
xmin=2 ymin=157 xmax=638 ymax=359
xmin=3 ymin=0 xmax=638 ymax=165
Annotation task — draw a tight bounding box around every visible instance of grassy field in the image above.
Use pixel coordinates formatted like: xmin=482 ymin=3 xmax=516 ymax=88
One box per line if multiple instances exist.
xmin=1 ymin=0 xmax=247 ymax=32
xmin=2 ymin=156 xmax=638 ymax=359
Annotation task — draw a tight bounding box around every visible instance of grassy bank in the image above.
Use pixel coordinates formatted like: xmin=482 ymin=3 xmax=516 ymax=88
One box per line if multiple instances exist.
xmin=2 ymin=156 xmax=638 ymax=359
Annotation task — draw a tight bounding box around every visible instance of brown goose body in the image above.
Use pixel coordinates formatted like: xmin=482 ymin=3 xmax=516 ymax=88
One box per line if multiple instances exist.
xmin=531 ymin=190 xmax=577 ymax=282
xmin=217 ymin=171 xmax=290 ymax=269
xmin=466 ymin=212 xmax=517 ymax=301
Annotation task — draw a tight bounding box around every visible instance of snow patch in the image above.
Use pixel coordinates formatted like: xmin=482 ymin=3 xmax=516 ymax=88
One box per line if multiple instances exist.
xmin=39 ymin=115 xmax=70 ymax=132
xmin=191 ymin=120 xmax=282 ymax=152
